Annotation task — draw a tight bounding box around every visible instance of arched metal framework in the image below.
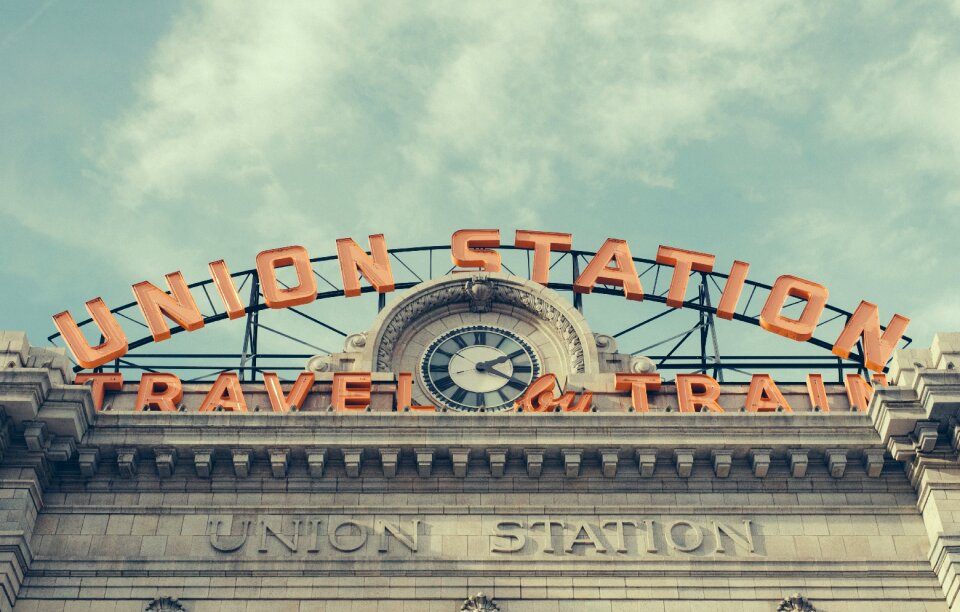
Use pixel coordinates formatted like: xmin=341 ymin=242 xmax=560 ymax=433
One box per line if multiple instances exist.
xmin=48 ymin=245 xmax=911 ymax=383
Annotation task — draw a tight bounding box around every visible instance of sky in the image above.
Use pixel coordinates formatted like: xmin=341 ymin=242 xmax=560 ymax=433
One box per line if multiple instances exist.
xmin=1 ymin=0 xmax=958 ymax=366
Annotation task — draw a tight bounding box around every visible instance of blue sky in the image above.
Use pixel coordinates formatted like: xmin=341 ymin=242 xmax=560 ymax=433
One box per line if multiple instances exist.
xmin=1 ymin=1 xmax=958 ymax=362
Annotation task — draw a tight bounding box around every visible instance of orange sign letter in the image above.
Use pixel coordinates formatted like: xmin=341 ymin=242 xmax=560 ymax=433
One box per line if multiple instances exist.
xmin=716 ymin=261 xmax=749 ymax=320
xmin=132 ymin=271 xmax=205 ymax=342
xmin=655 ymin=246 xmax=715 ymax=308
xmin=256 ymin=246 xmax=317 ymax=309
xmin=744 ymin=374 xmax=792 ymax=412
xmin=332 ymin=372 xmax=372 ymax=411
xmin=52 ymin=298 xmax=128 ymax=369
xmin=75 ymin=373 xmax=123 ymax=411
xmin=615 ymin=373 xmax=662 ymax=412
xmin=832 ymin=301 xmax=910 ymax=373
xmin=515 ymin=230 xmax=573 ymax=285
xmin=199 ymin=372 xmax=247 ymax=412
xmin=451 ymin=229 xmax=501 ymax=272
xmin=263 ymin=372 xmax=315 ymax=413
xmin=336 ymin=234 xmax=395 ymax=298
xmin=759 ymin=275 xmax=828 ymax=342
xmin=573 ymin=239 xmax=643 ymax=301
xmin=135 ymin=373 xmax=182 ymax=412
xmin=208 ymin=260 xmax=246 ymax=319
xmin=675 ymin=374 xmax=724 ymax=413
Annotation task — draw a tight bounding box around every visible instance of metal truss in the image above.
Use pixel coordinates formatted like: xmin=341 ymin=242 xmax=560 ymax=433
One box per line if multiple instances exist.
xmin=48 ymin=245 xmax=911 ymax=384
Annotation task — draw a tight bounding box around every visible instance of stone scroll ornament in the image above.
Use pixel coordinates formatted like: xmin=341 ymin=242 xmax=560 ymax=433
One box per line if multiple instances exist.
xmin=777 ymin=593 xmax=817 ymax=612
xmin=145 ymin=597 xmax=186 ymax=612
xmin=460 ymin=592 xmax=500 ymax=612
xmin=375 ymin=276 xmax=586 ymax=373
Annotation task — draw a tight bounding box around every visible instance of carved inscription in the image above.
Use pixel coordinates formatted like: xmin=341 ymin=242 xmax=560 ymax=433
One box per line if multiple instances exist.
xmin=207 ymin=515 xmax=759 ymax=557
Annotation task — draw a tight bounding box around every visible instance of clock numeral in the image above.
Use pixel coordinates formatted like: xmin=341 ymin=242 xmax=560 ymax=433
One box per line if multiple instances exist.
xmin=497 ymin=389 xmax=510 ymax=403
xmin=429 ymin=364 xmax=448 ymax=373
xmin=495 ymin=335 xmax=507 ymax=349
xmin=507 ymin=349 xmax=526 ymax=360
xmin=435 ymin=348 xmax=453 ymax=358
xmin=451 ymin=387 xmax=468 ymax=404
xmin=513 ymin=364 xmax=532 ymax=374
xmin=434 ymin=376 xmax=455 ymax=391
xmin=473 ymin=331 xmax=487 ymax=345
xmin=452 ymin=335 xmax=468 ymax=349
xmin=505 ymin=378 xmax=527 ymax=391
xmin=475 ymin=392 xmax=485 ymax=408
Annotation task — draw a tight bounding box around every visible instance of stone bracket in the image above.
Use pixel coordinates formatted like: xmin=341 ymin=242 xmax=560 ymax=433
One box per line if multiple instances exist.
xmin=379 ymin=448 xmax=399 ymax=478
xmin=636 ymin=449 xmax=657 ymax=477
xmin=450 ymin=447 xmax=470 ymax=478
xmin=750 ymin=449 xmax=771 ymax=478
xmin=116 ymin=447 xmax=138 ymax=478
xmin=789 ymin=449 xmax=809 ymax=478
xmin=415 ymin=448 xmax=434 ymax=478
xmin=154 ymin=447 xmax=177 ymax=478
xmin=825 ymin=449 xmax=848 ymax=478
xmin=599 ymin=448 xmax=619 ymax=478
xmin=231 ymin=448 xmax=251 ymax=478
xmin=343 ymin=448 xmax=363 ymax=477
xmin=524 ymin=448 xmax=544 ymax=478
xmin=674 ymin=449 xmax=694 ymax=478
xmin=306 ymin=448 xmax=326 ymax=478
xmin=193 ymin=448 xmax=213 ymax=478
xmin=711 ymin=450 xmax=732 ymax=478
xmin=268 ymin=448 xmax=289 ymax=478
xmin=562 ymin=449 xmax=582 ymax=477
xmin=487 ymin=448 xmax=507 ymax=478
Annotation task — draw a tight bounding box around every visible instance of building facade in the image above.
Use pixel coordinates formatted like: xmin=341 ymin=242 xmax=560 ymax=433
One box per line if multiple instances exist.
xmin=1 ymin=273 xmax=959 ymax=611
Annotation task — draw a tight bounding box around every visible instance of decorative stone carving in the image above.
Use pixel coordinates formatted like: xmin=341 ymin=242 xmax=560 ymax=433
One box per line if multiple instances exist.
xmin=562 ymin=448 xmax=582 ymax=477
xmin=776 ymin=593 xmax=817 ymax=611
xmin=674 ymin=449 xmax=695 ymax=478
xmin=711 ymin=450 xmax=732 ymax=478
xmin=487 ymin=448 xmax=507 ymax=478
xmin=306 ymin=448 xmax=327 ymax=477
xmin=380 ymin=448 xmax=399 ymax=478
xmin=464 ymin=276 xmax=495 ymax=313
xmin=450 ymin=447 xmax=471 ymax=477
xmin=370 ymin=275 xmax=592 ymax=374
xmin=461 ymin=592 xmax=500 ymax=612
xmin=789 ymin=449 xmax=809 ymax=478
xmin=599 ymin=448 xmax=619 ymax=478
xmin=344 ymin=332 xmax=368 ymax=351
xmin=636 ymin=449 xmax=657 ymax=477
xmin=629 ymin=355 xmax=657 ymax=373
xmin=145 ymin=596 xmax=186 ymax=611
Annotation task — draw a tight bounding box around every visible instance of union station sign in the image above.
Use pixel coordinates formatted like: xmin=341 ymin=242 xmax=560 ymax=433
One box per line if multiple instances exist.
xmin=52 ymin=229 xmax=910 ymax=416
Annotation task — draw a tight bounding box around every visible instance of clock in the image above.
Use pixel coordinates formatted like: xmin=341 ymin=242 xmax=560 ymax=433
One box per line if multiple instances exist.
xmin=420 ymin=324 xmax=541 ymax=412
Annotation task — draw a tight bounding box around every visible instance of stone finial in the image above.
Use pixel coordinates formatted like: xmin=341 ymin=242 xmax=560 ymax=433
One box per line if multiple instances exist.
xmin=932 ymin=332 xmax=960 ymax=371
xmin=154 ymin=447 xmax=177 ymax=478
xmin=825 ymin=449 xmax=847 ymax=478
xmin=117 ymin=447 xmax=139 ymax=478
xmin=22 ymin=420 xmax=48 ymax=452
xmin=450 ymin=447 xmax=471 ymax=477
xmin=306 ymin=448 xmax=326 ymax=478
xmin=750 ymin=449 xmax=771 ymax=478
xmin=863 ymin=448 xmax=885 ymax=477
xmin=415 ymin=448 xmax=434 ymax=477
xmin=268 ymin=448 xmax=289 ymax=478
xmin=487 ymin=448 xmax=507 ymax=478
xmin=231 ymin=448 xmax=251 ymax=478
xmin=674 ymin=449 xmax=695 ymax=478
xmin=711 ymin=450 xmax=732 ymax=478
xmin=599 ymin=448 xmax=619 ymax=478
xmin=788 ymin=449 xmax=809 ymax=478
xmin=78 ymin=447 xmax=100 ymax=478
xmin=193 ymin=448 xmax=213 ymax=478
xmin=343 ymin=448 xmax=363 ymax=477
xmin=379 ymin=448 xmax=399 ymax=478
xmin=562 ymin=449 xmax=582 ymax=477
xmin=636 ymin=449 xmax=657 ymax=477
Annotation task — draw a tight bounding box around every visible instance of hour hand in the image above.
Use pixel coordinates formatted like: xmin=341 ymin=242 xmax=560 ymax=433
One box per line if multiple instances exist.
xmin=475 ymin=354 xmax=511 ymax=370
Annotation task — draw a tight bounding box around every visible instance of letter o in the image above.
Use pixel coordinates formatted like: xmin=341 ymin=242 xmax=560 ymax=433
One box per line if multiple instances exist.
xmin=667 ymin=521 xmax=704 ymax=552
xmin=329 ymin=520 xmax=368 ymax=552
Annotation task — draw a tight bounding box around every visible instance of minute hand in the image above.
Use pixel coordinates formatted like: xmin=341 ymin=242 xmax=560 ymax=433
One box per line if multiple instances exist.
xmin=476 ymin=351 xmax=523 ymax=370
xmin=485 ymin=366 xmax=527 ymax=387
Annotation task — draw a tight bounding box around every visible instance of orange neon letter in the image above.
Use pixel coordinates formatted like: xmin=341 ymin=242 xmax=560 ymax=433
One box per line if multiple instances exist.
xmin=832 ymin=301 xmax=910 ymax=373
xmin=263 ymin=372 xmax=315 ymax=413
xmin=135 ymin=373 xmax=182 ymax=412
xmin=515 ymin=374 xmax=592 ymax=412
xmin=336 ymin=234 xmax=395 ymax=298
xmin=655 ymin=246 xmax=715 ymax=308
xmin=844 ymin=373 xmax=875 ymax=413
xmin=515 ymin=230 xmax=573 ymax=285
xmin=573 ymin=239 xmax=643 ymax=301
xmin=806 ymin=373 xmax=830 ymax=412
xmin=396 ymin=372 xmax=434 ymax=411
xmin=614 ymin=373 xmax=661 ymax=412
xmin=744 ymin=374 xmax=792 ymax=412
xmin=451 ymin=229 xmax=501 ymax=272
xmin=759 ymin=275 xmax=828 ymax=342
xmin=199 ymin=372 xmax=247 ymax=412
xmin=675 ymin=374 xmax=724 ymax=413
xmin=52 ymin=298 xmax=128 ymax=369
xmin=332 ymin=372 xmax=372 ymax=411
xmin=255 ymin=246 xmax=317 ymax=309
xmin=208 ymin=260 xmax=246 ymax=320
xmin=75 ymin=373 xmax=123 ymax=411
xmin=716 ymin=261 xmax=749 ymax=320
xmin=132 ymin=271 xmax=205 ymax=342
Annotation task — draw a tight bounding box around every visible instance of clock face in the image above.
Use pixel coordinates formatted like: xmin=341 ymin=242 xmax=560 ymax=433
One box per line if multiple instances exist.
xmin=420 ymin=324 xmax=541 ymax=412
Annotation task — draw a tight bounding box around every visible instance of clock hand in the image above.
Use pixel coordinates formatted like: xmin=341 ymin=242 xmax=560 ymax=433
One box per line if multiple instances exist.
xmin=475 ymin=350 xmax=524 ymax=370
xmin=484 ymin=366 xmax=527 ymax=388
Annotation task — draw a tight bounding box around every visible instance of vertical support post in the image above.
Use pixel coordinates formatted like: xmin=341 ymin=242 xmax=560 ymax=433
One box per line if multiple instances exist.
xmin=698 ymin=277 xmax=708 ymax=375
xmin=240 ymin=272 xmax=260 ymax=383
xmin=378 ymin=292 xmax=386 ymax=312
xmin=572 ymin=253 xmax=583 ymax=313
